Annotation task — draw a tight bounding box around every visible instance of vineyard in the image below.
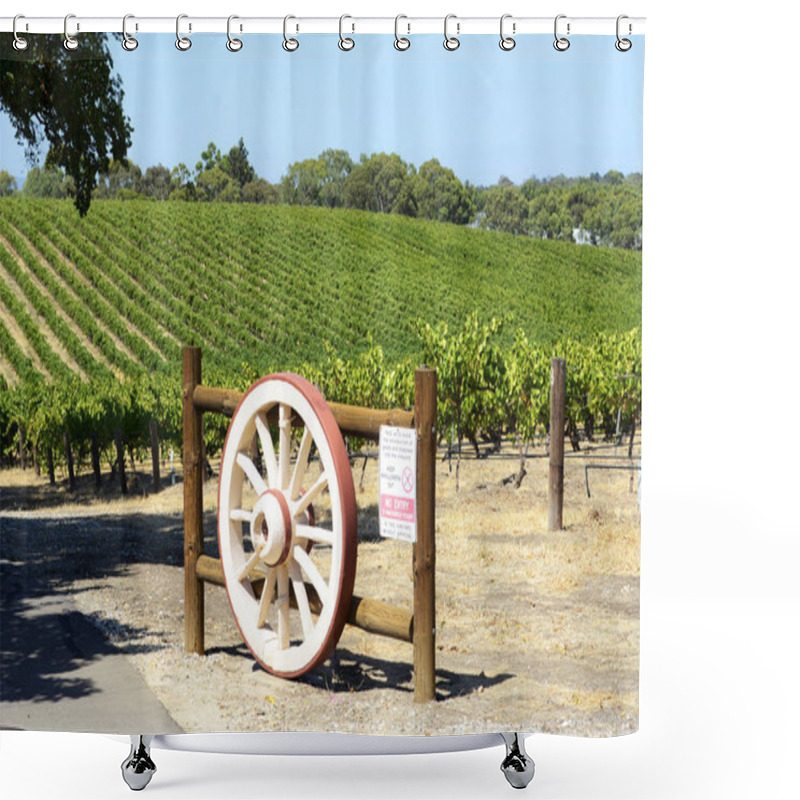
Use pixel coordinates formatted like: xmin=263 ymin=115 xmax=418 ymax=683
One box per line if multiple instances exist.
xmin=0 ymin=198 xmax=641 ymax=483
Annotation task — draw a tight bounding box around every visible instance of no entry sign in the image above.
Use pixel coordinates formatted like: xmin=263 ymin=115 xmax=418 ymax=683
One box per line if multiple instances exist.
xmin=378 ymin=425 xmax=417 ymax=542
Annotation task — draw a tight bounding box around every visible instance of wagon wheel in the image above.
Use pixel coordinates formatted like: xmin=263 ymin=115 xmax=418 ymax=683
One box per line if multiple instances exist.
xmin=217 ymin=373 xmax=357 ymax=678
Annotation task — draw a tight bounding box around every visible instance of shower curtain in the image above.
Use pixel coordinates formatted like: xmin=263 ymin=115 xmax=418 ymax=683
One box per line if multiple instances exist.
xmin=0 ymin=23 xmax=643 ymax=739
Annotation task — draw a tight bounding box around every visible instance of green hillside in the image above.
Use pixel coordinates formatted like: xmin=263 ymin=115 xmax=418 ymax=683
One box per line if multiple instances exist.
xmin=0 ymin=198 xmax=640 ymax=383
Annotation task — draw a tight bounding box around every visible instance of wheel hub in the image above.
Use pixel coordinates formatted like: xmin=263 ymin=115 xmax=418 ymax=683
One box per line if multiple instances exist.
xmin=251 ymin=489 xmax=293 ymax=567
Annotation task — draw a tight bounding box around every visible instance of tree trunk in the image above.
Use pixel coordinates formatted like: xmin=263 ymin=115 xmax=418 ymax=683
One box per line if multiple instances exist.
xmin=514 ymin=441 xmax=529 ymax=489
xmin=64 ymin=431 xmax=75 ymax=491
xmin=115 ymin=428 xmax=127 ymax=495
xmin=149 ymin=419 xmax=160 ymax=492
xmin=90 ymin=434 xmax=102 ymax=491
xmin=18 ymin=424 xmax=26 ymax=470
xmin=46 ymin=446 xmax=55 ymax=485
xmin=32 ymin=442 xmax=40 ymax=477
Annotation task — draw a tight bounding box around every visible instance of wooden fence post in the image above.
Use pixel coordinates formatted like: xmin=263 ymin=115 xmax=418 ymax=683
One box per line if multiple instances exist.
xmin=414 ymin=367 xmax=437 ymax=702
xmin=149 ymin=419 xmax=160 ymax=492
xmin=548 ymin=358 xmax=566 ymax=532
xmin=183 ymin=346 xmax=205 ymax=655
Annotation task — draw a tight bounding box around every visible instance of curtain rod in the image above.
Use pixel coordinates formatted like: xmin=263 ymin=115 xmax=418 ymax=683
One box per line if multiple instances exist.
xmin=1 ymin=16 xmax=645 ymax=37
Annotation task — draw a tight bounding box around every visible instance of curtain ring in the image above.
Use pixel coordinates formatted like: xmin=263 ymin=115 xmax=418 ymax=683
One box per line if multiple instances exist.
xmin=283 ymin=15 xmax=299 ymax=51
xmin=176 ymin=14 xmax=192 ymax=51
xmin=12 ymin=15 xmax=28 ymax=51
xmin=553 ymin=14 xmax=570 ymax=51
xmin=122 ymin=14 xmax=138 ymax=51
xmin=499 ymin=14 xmax=515 ymax=51
xmin=63 ymin=13 xmax=79 ymax=51
xmin=443 ymin=14 xmax=460 ymax=51
xmin=394 ymin=14 xmax=410 ymax=51
xmin=338 ymin=14 xmax=355 ymax=51
xmin=615 ymin=15 xmax=632 ymax=51
xmin=227 ymin=15 xmax=243 ymax=52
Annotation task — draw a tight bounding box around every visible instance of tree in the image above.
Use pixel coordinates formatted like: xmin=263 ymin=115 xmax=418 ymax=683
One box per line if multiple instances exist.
xmin=0 ymin=170 xmax=18 ymax=196
xmin=139 ymin=165 xmax=173 ymax=200
xmin=413 ymin=159 xmax=474 ymax=225
xmin=281 ymin=158 xmax=324 ymax=205
xmin=195 ymin=142 xmax=223 ymax=174
xmin=343 ymin=152 xmax=415 ymax=214
xmin=317 ymin=148 xmax=353 ymax=208
xmin=195 ymin=166 xmax=240 ymax=202
xmin=169 ymin=163 xmax=195 ymax=201
xmin=242 ymin=178 xmax=279 ymax=204
xmin=22 ymin=165 xmax=73 ymax=199
xmin=481 ymin=185 xmax=529 ymax=235
xmin=1 ymin=34 xmax=132 ymax=216
xmin=94 ymin=158 xmax=142 ymax=199
xmin=224 ymin=138 xmax=255 ymax=187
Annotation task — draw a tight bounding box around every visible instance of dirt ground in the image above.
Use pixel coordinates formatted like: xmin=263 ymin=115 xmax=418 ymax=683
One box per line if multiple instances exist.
xmin=0 ymin=436 xmax=639 ymax=738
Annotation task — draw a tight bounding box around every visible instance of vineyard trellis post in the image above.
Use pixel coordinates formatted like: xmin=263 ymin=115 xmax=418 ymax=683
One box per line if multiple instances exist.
xmin=182 ymin=346 xmax=438 ymax=702
xmin=548 ymin=357 xmax=566 ymax=532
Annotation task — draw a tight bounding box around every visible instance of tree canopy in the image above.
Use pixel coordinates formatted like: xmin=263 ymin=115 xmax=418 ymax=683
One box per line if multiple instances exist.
xmin=1 ymin=33 xmax=132 ymax=216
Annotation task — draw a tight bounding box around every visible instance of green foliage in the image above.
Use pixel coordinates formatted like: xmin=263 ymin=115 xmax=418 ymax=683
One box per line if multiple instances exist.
xmin=0 ymin=169 xmax=18 ymax=196
xmin=1 ymin=33 xmax=132 ymax=216
xmin=21 ymin=166 xmax=74 ymax=199
xmin=413 ymin=159 xmax=475 ymax=225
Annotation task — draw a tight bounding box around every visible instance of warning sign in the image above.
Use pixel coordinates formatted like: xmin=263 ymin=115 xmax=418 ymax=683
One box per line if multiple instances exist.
xmin=378 ymin=425 xmax=417 ymax=542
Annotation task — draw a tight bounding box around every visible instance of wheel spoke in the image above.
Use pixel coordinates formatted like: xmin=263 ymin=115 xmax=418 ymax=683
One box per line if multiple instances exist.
xmin=288 ymin=427 xmax=313 ymax=501
xmin=237 ymin=551 xmax=262 ymax=583
xmin=295 ymin=523 xmax=334 ymax=546
xmin=277 ymin=565 xmax=290 ymax=649
xmin=257 ymin=568 xmax=277 ymax=628
xmin=293 ymin=545 xmax=329 ymax=606
xmin=278 ymin=403 xmax=291 ymax=490
xmin=289 ymin=561 xmax=315 ymax=640
xmin=292 ymin=471 xmax=327 ymax=517
xmin=236 ymin=451 xmax=267 ymax=495
xmin=230 ymin=508 xmax=251 ymax=523
xmin=254 ymin=413 xmax=278 ymax=487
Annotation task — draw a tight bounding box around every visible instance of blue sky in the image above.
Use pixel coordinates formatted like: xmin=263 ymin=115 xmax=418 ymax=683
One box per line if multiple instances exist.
xmin=1 ymin=33 xmax=644 ymax=188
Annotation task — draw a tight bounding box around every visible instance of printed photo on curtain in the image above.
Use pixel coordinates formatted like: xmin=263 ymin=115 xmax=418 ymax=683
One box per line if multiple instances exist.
xmin=0 ymin=25 xmax=643 ymax=742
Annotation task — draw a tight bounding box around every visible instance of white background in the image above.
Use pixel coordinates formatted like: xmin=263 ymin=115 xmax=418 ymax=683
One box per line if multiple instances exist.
xmin=2 ymin=1 xmax=798 ymax=798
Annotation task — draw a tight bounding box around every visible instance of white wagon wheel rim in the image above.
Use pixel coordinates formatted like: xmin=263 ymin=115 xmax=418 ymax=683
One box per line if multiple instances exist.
xmin=217 ymin=373 xmax=357 ymax=678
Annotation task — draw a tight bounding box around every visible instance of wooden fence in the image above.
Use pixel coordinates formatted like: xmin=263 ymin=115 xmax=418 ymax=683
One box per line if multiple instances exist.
xmin=182 ymin=346 xmax=438 ymax=702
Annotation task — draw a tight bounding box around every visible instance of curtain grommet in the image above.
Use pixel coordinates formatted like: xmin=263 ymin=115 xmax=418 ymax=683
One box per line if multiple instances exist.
xmin=226 ymin=15 xmax=243 ymax=52
xmin=283 ymin=15 xmax=299 ymax=52
xmin=122 ymin=14 xmax=139 ymax=51
xmin=615 ymin=15 xmax=632 ymax=51
xmin=443 ymin=14 xmax=460 ymax=51
xmin=553 ymin=14 xmax=570 ymax=51
xmin=499 ymin=14 xmax=516 ymax=51
xmin=12 ymin=15 xmax=29 ymax=51
xmin=63 ymin=13 xmax=79 ymax=51
xmin=394 ymin=15 xmax=410 ymax=51
xmin=176 ymin=14 xmax=192 ymax=51
xmin=338 ymin=14 xmax=355 ymax=51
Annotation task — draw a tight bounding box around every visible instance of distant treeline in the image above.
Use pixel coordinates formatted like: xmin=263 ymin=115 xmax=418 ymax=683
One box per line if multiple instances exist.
xmin=0 ymin=140 xmax=642 ymax=249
